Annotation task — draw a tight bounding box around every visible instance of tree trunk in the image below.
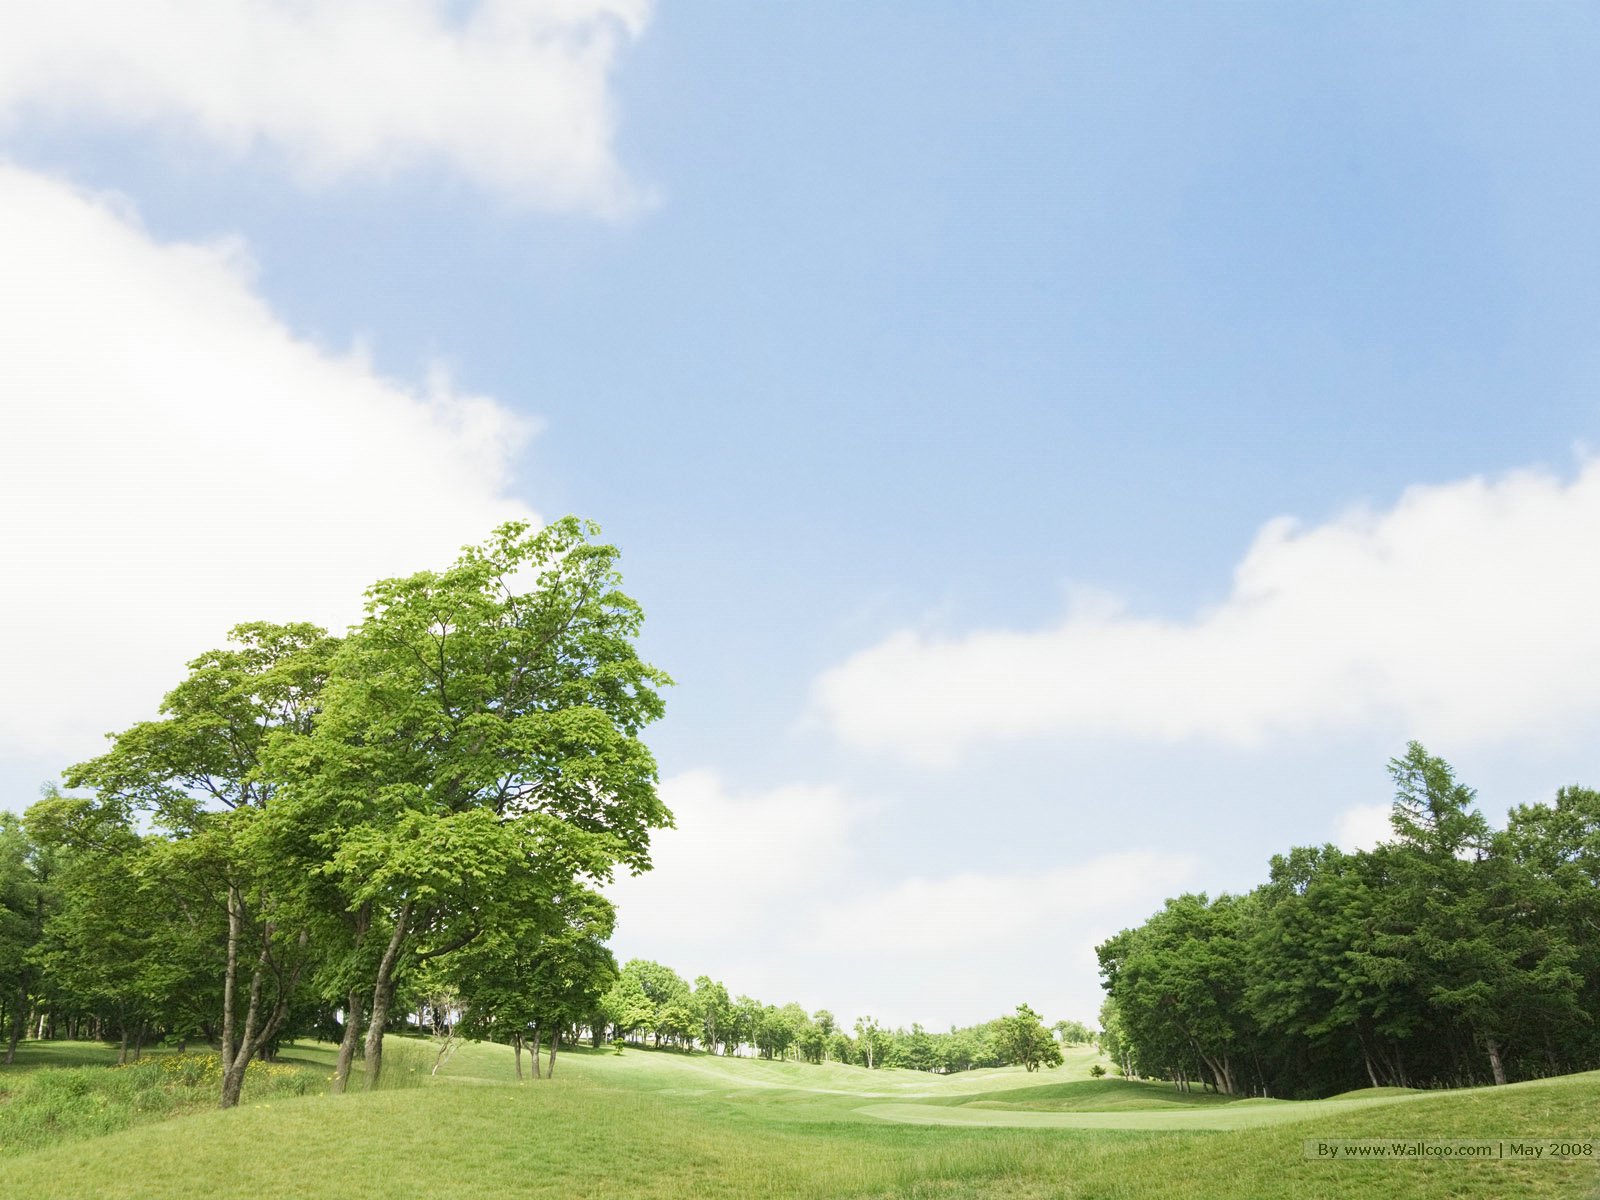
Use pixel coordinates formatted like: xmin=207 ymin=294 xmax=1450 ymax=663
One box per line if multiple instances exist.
xmin=512 ymin=1033 xmax=524 ymax=1082
xmin=332 ymin=989 xmax=363 ymax=1094
xmin=547 ymin=1027 xmax=561 ymax=1078
xmin=221 ymin=926 xmax=306 ymax=1108
xmin=3 ymin=983 xmax=24 ymax=1065
xmin=531 ymin=1022 xmax=542 ymax=1079
xmin=221 ymin=885 xmax=240 ymax=1078
xmin=1486 ymin=1036 xmax=1507 ymax=1086
xmin=362 ymin=903 xmax=413 ymax=1091
xmin=117 ymin=1022 xmax=128 ymax=1066
xmin=221 ymin=941 xmax=270 ymax=1108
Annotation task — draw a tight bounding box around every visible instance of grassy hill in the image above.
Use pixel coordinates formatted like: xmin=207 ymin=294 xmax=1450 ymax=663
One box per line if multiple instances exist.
xmin=2 ymin=1038 xmax=1597 ymax=1198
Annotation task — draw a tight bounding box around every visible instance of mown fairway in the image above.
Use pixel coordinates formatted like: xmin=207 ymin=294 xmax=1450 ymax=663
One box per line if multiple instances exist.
xmin=3 ymin=1039 xmax=1599 ymax=1199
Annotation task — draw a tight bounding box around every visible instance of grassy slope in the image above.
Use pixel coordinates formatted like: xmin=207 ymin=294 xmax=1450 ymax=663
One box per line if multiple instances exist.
xmin=0 ymin=1042 xmax=328 ymax=1156
xmin=1 ymin=1039 xmax=1597 ymax=1199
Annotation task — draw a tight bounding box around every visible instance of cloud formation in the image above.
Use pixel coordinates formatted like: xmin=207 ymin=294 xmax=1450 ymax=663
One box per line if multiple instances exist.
xmin=0 ymin=164 xmax=535 ymax=761
xmin=1335 ymin=803 xmax=1395 ymax=853
xmin=815 ymin=462 xmax=1600 ymax=762
xmin=0 ymin=0 xmax=651 ymax=213
xmin=608 ymin=783 xmax=1193 ymax=1029
xmin=606 ymin=770 xmax=869 ymax=949
xmin=809 ymin=852 xmax=1198 ymax=956
xmin=796 ymin=851 xmax=1196 ymax=1027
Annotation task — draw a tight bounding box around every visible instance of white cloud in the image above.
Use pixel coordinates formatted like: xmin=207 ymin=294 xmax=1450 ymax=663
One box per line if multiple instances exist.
xmin=814 ymin=461 xmax=1600 ymax=762
xmin=606 ymin=770 xmax=869 ymax=949
xmin=0 ymin=164 xmax=536 ymax=761
xmin=795 ymin=852 xmax=1196 ymax=1028
xmin=808 ymin=852 xmax=1198 ymax=956
xmin=1335 ymin=802 xmax=1394 ymax=853
xmin=0 ymin=0 xmax=651 ymax=213
xmin=604 ymin=773 xmax=1192 ymax=1028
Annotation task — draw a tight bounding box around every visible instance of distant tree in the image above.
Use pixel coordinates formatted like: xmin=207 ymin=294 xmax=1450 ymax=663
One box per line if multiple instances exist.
xmin=692 ymin=977 xmax=733 ymax=1053
xmin=1052 ymin=1019 xmax=1094 ymax=1045
xmin=601 ymin=972 xmax=655 ymax=1044
xmin=996 ymin=1004 xmax=1062 ymax=1072
xmin=828 ymin=1030 xmax=855 ymax=1065
xmin=610 ymin=960 xmax=691 ymax=1048
xmin=455 ymin=885 xmax=617 ymax=1079
xmin=755 ymin=1003 xmax=799 ymax=1059
xmin=733 ymin=995 xmax=764 ymax=1056
xmin=899 ymin=1023 xmax=940 ymax=1072
xmin=1096 ymin=998 xmax=1129 ymax=1075
xmin=854 ymin=1015 xmax=886 ymax=1069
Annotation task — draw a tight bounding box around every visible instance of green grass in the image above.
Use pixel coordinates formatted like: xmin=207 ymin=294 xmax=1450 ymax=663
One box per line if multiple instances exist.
xmin=0 ymin=1042 xmax=326 ymax=1156
xmin=1 ymin=1039 xmax=131 ymax=1072
xmin=923 ymin=1077 xmax=1245 ymax=1112
xmin=2 ymin=1038 xmax=1598 ymax=1198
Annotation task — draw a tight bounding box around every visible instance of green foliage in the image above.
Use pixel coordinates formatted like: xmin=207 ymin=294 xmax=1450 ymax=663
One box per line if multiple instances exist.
xmin=994 ymin=1004 xmax=1063 ymax=1072
xmin=274 ymin=518 xmax=672 ymax=1086
xmin=1052 ymin=1018 xmax=1094 ymax=1045
xmin=1100 ymin=744 xmax=1600 ymax=1098
xmin=690 ymin=977 xmax=733 ymax=1054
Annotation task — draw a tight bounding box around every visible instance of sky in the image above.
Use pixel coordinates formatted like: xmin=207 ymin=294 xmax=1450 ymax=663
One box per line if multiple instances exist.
xmin=4 ymin=1 xmax=1600 ymax=1031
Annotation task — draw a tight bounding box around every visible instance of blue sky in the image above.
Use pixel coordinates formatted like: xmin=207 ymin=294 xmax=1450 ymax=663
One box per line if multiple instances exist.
xmin=5 ymin=2 xmax=1600 ymax=1027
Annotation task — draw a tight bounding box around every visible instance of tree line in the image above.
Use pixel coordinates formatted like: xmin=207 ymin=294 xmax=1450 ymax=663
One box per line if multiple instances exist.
xmin=1097 ymin=743 xmax=1600 ymax=1099
xmin=595 ymin=958 xmax=1071 ymax=1073
xmin=0 ymin=518 xmax=671 ymax=1107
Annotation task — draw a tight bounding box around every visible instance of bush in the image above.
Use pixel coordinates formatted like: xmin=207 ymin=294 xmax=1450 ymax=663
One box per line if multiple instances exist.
xmin=1089 ymin=1064 xmax=1106 ymax=1078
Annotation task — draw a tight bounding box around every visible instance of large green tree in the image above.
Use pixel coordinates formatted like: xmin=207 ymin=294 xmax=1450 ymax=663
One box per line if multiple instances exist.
xmin=273 ymin=518 xmax=671 ymax=1087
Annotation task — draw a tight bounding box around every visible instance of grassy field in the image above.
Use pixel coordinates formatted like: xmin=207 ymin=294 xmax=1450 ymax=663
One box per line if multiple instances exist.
xmin=2 ymin=1038 xmax=1597 ymax=1198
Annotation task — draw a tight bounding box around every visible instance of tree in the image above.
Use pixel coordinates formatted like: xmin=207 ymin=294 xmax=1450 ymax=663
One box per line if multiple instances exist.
xmin=614 ymin=960 xmax=691 ymax=1048
xmin=1503 ymin=786 xmax=1600 ymax=1068
xmin=273 ymin=518 xmax=671 ymax=1087
xmin=854 ymin=1015 xmax=886 ymax=1069
xmin=1387 ymin=741 xmax=1488 ymax=858
xmin=1052 ymin=1019 xmax=1094 ymax=1045
xmin=996 ymin=1004 xmax=1062 ymax=1072
xmin=601 ymin=972 xmax=655 ymax=1045
xmin=455 ymin=884 xmax=617 ymax=1079
xmin=63 ymin=622 xmax=335 ymax=1108
xmin=1374 ymin=753 xmax=1582 ymax=1087
xmin=1098 ymin=894 xmax=1251 ymax=1093
xmin=0 ymin=810 xmax=51 ymax=1064
xmin=733 ymin=995 xmax=763 ymax=1056
xmin=19 ymin=790 xmax=222 ymax=1064
xmin=692 ymin=977 xmax=733 ymax=1054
